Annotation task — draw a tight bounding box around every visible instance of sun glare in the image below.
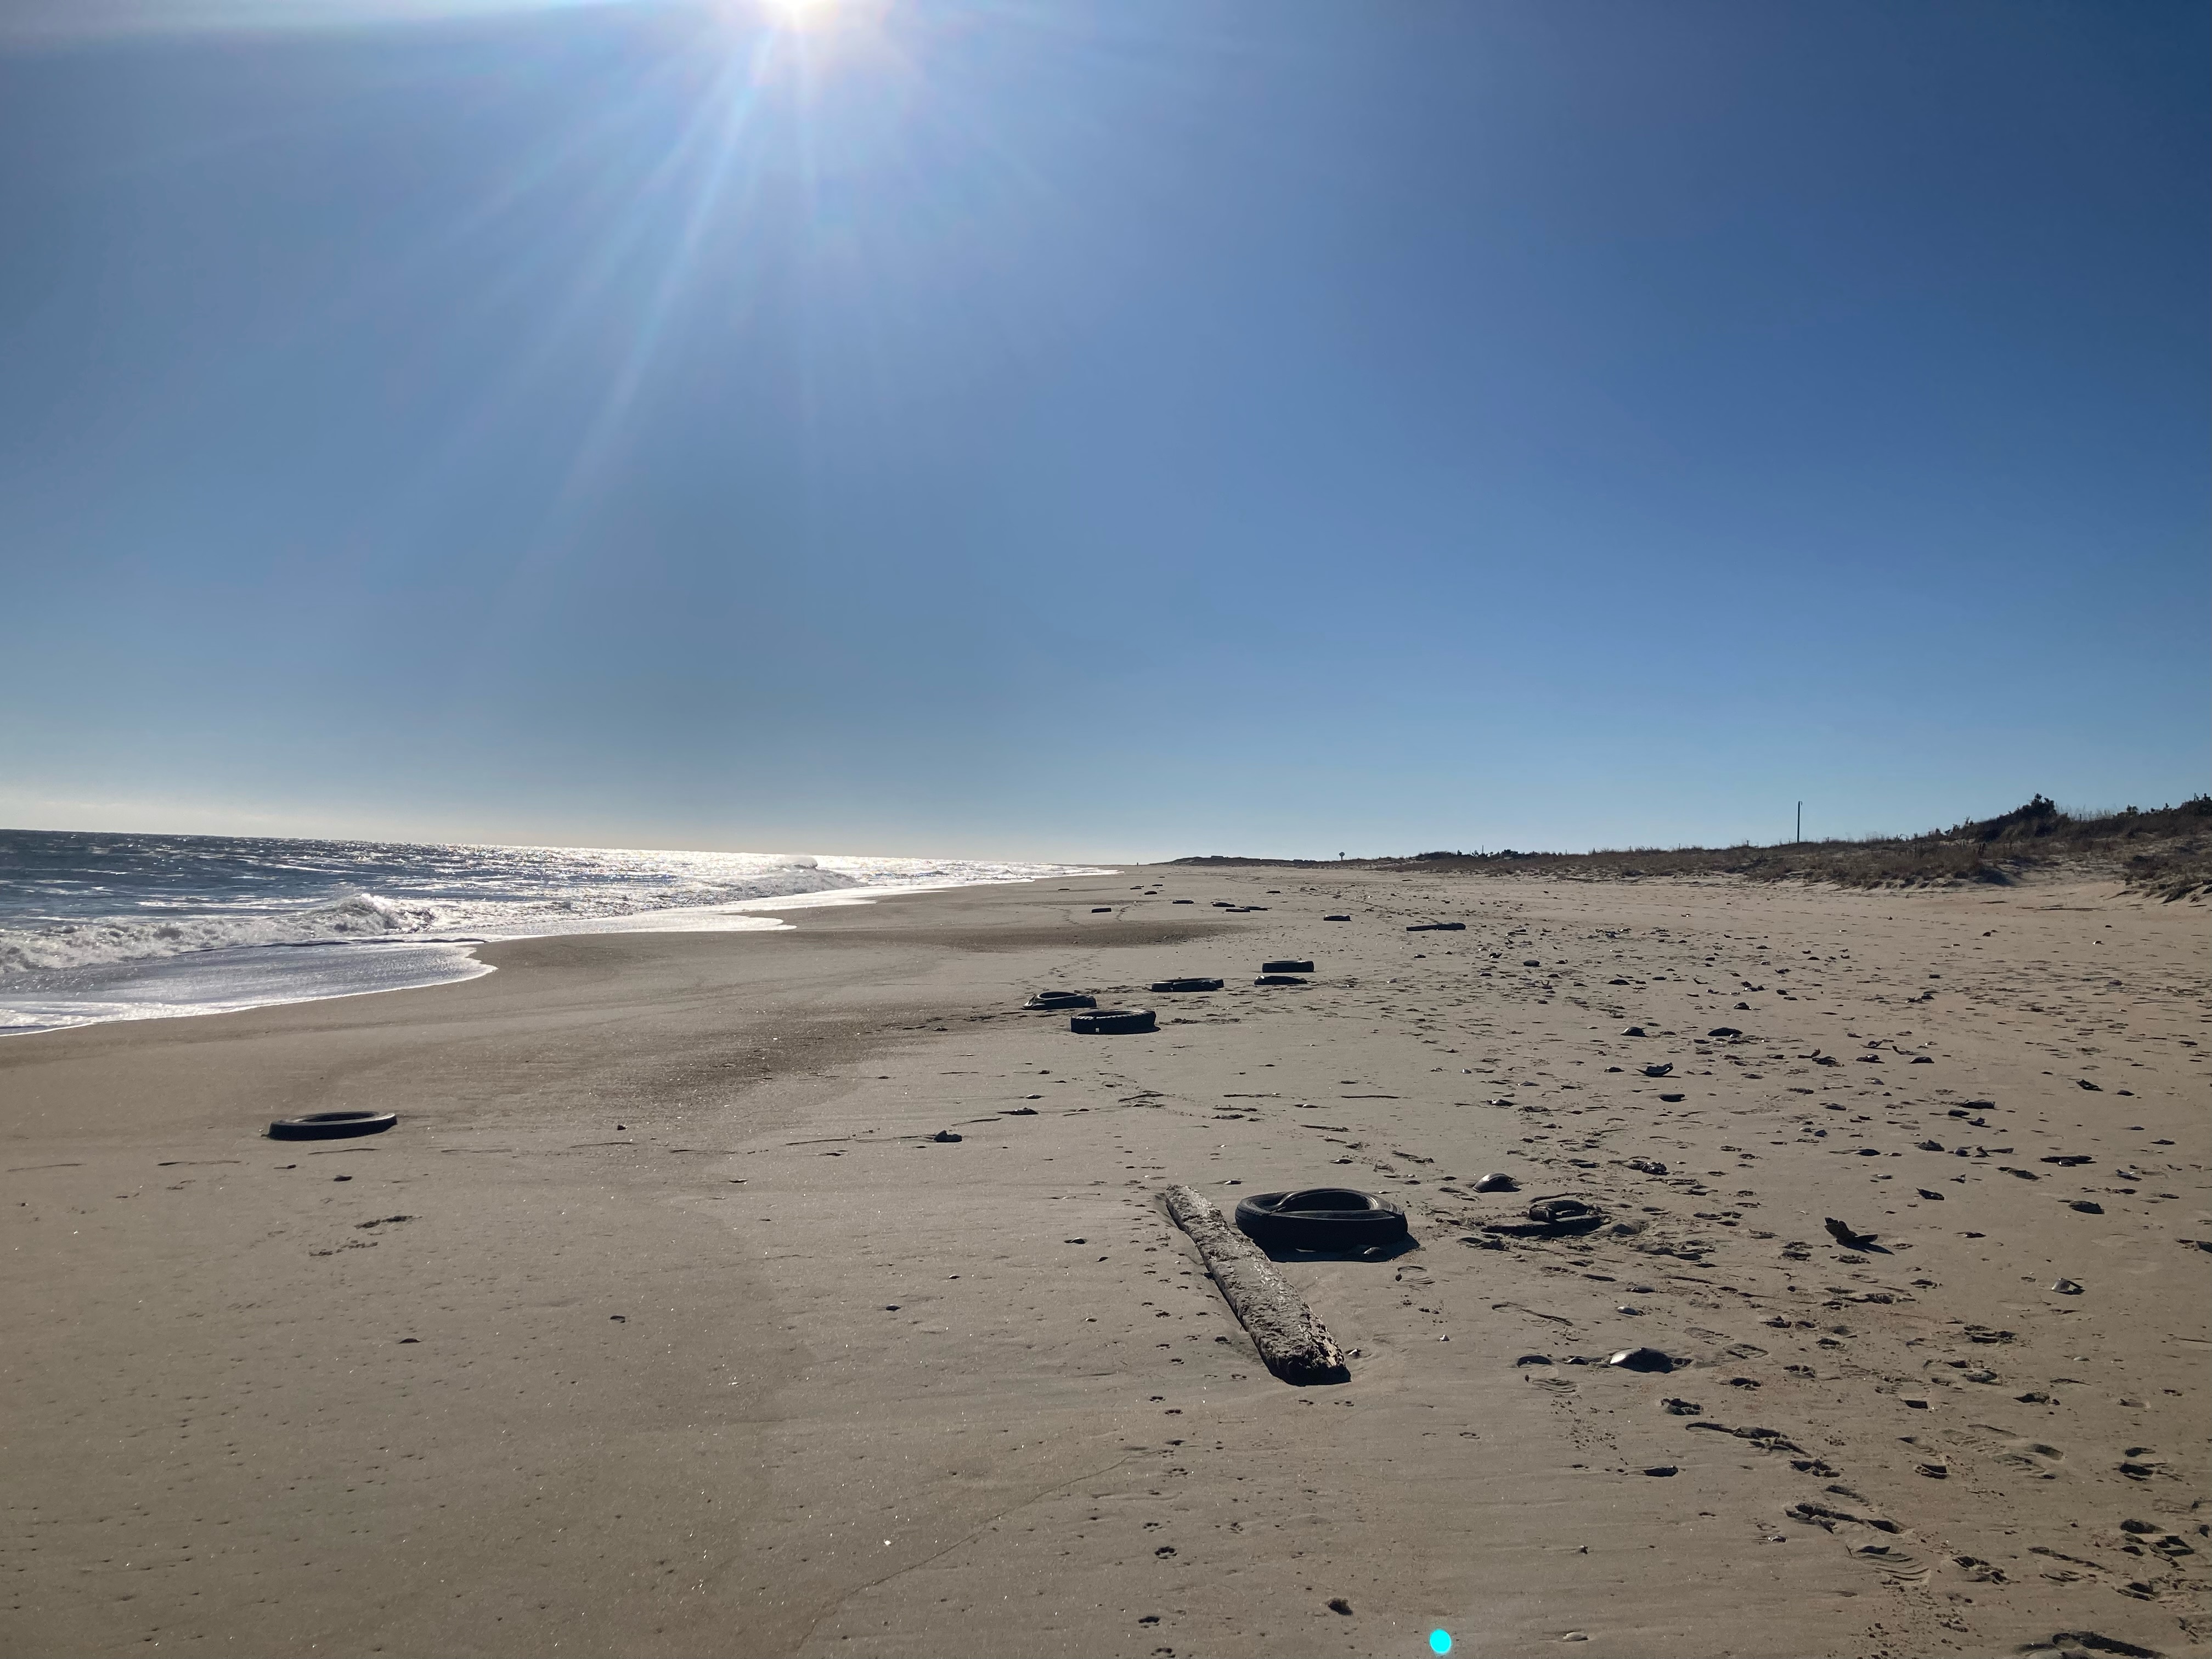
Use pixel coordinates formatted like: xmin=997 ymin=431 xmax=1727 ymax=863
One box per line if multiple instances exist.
xmin=763 ymin=0 xmax=839 ymax=26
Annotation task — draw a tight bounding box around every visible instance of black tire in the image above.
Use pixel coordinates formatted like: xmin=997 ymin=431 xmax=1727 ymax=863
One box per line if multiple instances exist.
xmin=1527 ymin=1197 xmax=1595 ymax=1224
xmin=1235 ymin=1188 xmax=1409 ymax=1252
xmin=1407 ymin=922 xmax=1466 ymax=932
xmin=1070 ymin=1007 xmax=1156 ymax=1034
xmin=1260 ymin=959 xmax=1314 ymax=973
xmin=1252 ymin=974 xmax=1308 ymax=986
xmin=1149 ymin=977 xmax=1223 ymax=993
xmin=1026 ymin=991 xmax=1097 ymax=1010
xmin=268 ymin=1110 xmax=397 ymax=1141
xmin=1323 ymin=914 xmax=1351 ymax=921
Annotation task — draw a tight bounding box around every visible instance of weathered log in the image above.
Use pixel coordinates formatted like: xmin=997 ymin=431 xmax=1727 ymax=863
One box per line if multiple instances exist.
xmin=1160 ymin=1184 xmax=1350 ymax=1385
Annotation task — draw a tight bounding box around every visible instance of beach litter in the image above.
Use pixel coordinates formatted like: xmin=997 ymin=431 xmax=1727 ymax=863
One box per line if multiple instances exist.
xmin=1161 ymin=1184 xmax=1350 ymax=1385
xmin=1233 ymin=1187 xmax=1410 ymax=1254
xmin=1261 ymin=959 xmax=1316 ymax=973
xmin=1025 ymin=990 xmax=1096 ymax=1011
xmin=268 ymin=1110 xmax=397 ymax=1141
xmin=1472 ymin=1172 xmax=1519 ymax=1192
xmin=1610 ymin=1347 xmax=1680 ymax=1373
xmin=1482 ymin=1197 xmax=1604 ymax=1239
xmin=1070 ymin=1008 xmax=1156 ymax=1034
xmin=1150 ymin=977 xmax=1224 ymax=993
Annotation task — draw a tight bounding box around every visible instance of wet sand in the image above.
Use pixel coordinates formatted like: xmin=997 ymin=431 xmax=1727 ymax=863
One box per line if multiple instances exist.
xmin=2 ymin=867 xmax=2206 ymax=1658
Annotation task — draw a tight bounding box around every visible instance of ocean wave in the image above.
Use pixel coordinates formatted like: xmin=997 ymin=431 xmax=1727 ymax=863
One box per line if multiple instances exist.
xmin=0 ymin=892 xmax=441 ymax=974
xmin=0 ymin=866 xmax=865 ymax=975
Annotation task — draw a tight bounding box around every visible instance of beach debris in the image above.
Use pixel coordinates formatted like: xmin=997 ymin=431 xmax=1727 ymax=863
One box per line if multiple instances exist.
xmin=1234 ymin=1187 xmax=1410 ymax=1254
xmin=1823 ymin=1217 xmax=1877 ymax=1249
xmin=2051 ymin=1278 xmax=2084 ymax=1294
xmin=1662 ymin=1397 xmax=1702 ymax=1415
xmin=1609 ymin=1346 xmax=1679 ymax=1373
xmin=1626 ymin=1158 xmax=1668 ymax=1175
xmin=931 ymin=1130 xmax=963 ymax=1143
xmin=1641 ymin=1063 xmax=1674 ymax=1077
xmin=2068 ymin=1200 xmax=2104 ymax=1214
xmin=1658 ymin=1093 xmax=1686 ymax=1102
xmin=1327 ymin=1598 xmax=1354 ymax=1615
xmin=1161 ymin=1185 xmax=1350 ymax=1385
xmin=2076 ymin=1079 xmax=2102 ymax=1091
xmin=1623 ymin=1026 xmax=1648 ymax=1037
xmin=1916 ymin=1188 xmax=1945 ymax=1200
xmin=1528 ymin=1197 xmax=1594 ymax=1224
xmin=1149 ymin=977 xmax=1224 ymax=993
xmin=1261 ymin=959 xmax=1316 ymax=973
xmin=1070 ymin=1008 xmax=1157 ymax=1034
xmin=2017 ymin=1635 xmax=2162 ymax=1659
xmin=1323 ymin=913 xmax=1351 ymax=921
xmin=2042 ymin=1154 xmax=2094 ymax=1166
xmin=1254 ymin=974 xmax=1309 ymax=986
xmin=1025 ymin=990 xmax=1097 ymax=1011
xmin=268 ymin=1110 xmax=397 ymax=1142
xmin=1482 ymin=1197 xmax=1604 ymax=1239
xmin=1090 ymin=906 xmax=1113 ymax=912
xmin=1706 ymin=1026 xmax=1742 ymax=1038
xmin=1406 ymin=922 xmax=1464 ymax=931
xmin=1472 ymin=1172 xmax=1519 ymax=1193
xmin=1643 ymin=1465 xmax=1679 ymax=1476
xmin=1916 ymin=1139 xmax=1945 ymax=1151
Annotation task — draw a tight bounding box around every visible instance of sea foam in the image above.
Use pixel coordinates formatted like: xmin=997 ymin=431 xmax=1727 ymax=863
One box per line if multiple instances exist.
xmin=0 ymin=830 xmax=1103 ymax=1032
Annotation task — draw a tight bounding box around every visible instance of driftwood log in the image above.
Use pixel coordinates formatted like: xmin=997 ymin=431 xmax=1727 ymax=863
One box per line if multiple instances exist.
xmin=1160 ymin=1184 xmax=1350 ymax=1385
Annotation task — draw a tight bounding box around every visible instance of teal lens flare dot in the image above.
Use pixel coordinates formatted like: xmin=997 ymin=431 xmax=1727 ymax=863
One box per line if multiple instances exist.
xmin=1430 ymin=1632 xmax=1452 ymax=1656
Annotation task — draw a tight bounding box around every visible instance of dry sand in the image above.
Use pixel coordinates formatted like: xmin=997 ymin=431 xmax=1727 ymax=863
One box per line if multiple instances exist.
xmin=2 ymin=866 xmax=2206 ymax=1658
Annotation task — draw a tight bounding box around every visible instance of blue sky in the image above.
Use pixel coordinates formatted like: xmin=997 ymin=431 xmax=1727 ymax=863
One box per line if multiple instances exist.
xmin=2 ymin=0 xmax=2204 ymax=861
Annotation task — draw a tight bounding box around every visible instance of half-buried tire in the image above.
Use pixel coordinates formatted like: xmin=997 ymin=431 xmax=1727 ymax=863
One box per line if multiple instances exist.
xmin=1234 ymin=1188 xmax=1409 ymax=1253
xmin=1070 ymin=1007 xmax=1156 ymax=1034
xmin=1150 ymin=977 xmax=1224 ymax=993
xmin=1026 ymin=991 xmax=1097 ymax=1011
xmin=1261 ymin=959 xmax=1315 ymax=974
xmin=268 ymin=1110 xmax=397 ymax=1141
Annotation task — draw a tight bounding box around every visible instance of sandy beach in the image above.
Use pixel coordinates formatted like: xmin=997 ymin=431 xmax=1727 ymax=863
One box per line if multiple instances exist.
xmin=3 ymin=866 xmax=2205 ymax=1658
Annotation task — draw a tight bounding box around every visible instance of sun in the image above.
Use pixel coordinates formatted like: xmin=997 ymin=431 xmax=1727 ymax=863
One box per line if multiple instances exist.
xmin=761 ymin=0 xmax=840 ymax=27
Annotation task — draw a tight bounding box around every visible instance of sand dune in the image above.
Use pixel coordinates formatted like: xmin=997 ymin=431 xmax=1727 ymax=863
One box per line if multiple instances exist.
xmin=2 ymin=867 xmax=2204 ymax=1657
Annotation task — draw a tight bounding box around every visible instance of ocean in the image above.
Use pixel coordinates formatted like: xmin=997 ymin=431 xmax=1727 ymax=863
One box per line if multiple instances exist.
xmin=0 ymin=828 xmax=1101 ymax=1035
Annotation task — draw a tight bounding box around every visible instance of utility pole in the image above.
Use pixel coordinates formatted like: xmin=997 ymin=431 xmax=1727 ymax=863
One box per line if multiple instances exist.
xmin=1795 ymin=802 xmax=1802 ymax=844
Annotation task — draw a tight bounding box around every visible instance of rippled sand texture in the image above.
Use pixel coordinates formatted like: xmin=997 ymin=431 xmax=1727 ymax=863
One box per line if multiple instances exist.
xmin=2 ymin=867 xmax=2204 ymax=1658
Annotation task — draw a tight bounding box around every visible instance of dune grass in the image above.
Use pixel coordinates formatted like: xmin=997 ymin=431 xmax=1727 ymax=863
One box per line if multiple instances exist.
xmin=1173 ymin=795 xmax=2212 ymax=900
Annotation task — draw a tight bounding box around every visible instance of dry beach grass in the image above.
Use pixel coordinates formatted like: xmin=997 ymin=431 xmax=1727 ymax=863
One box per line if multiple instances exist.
xmin=1180 ymin=795 xmax=2212 ymax=902
xmin=1 ymin=863 xmax=2206 ymax=1657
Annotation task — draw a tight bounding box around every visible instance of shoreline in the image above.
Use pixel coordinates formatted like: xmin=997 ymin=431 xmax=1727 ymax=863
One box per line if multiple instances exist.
xmin=3 ymin=866 xmax=2204 ymax=1657
xmin=0 ymin=871 xmax=1103 ymax=1037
